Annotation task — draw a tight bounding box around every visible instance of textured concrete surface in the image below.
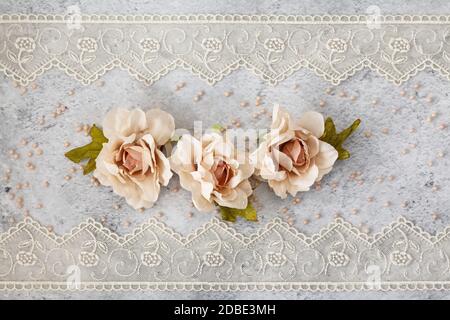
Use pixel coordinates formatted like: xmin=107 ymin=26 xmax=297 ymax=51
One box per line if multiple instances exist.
xmin=1 ymin=0 xmax=450 ymax=300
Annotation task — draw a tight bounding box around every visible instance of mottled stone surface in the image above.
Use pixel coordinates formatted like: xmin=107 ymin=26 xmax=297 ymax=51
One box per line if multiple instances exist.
xmin=1 ymin=0 xmax=450 ymax=300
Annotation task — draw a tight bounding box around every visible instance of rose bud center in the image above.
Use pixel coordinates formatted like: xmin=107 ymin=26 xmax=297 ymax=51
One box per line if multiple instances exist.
xmin=116 ymin=139 xmax=154 ymax=176
xmin=280 ymin=138 xmax=309 ymax=167
xmin=213 ymin=160 xmax=234 ymax=188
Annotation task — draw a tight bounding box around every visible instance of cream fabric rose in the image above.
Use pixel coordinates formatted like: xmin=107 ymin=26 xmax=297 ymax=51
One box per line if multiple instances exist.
xmin=94 ymin=108 xmax=175 ymax=209
xmin=252 ymin=105 xmax=338 ymax=198
xmin=170 ymin=133 xmax=254 ymax=212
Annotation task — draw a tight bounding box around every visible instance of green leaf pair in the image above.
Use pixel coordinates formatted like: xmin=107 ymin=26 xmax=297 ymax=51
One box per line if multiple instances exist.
xmin=219 ymin=202 xmax=257 ymax=222
xmin=320 ymin=117 xmax=361 ymax=160
xmin=64 ymin=125 xmax=108 ymax=175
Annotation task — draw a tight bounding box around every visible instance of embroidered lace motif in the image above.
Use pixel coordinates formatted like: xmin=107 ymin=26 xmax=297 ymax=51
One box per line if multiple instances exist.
xmin=2 ymin=14 xmax=450 ymax=86
xmin=1 ymin=217 xmax=450 ymax=291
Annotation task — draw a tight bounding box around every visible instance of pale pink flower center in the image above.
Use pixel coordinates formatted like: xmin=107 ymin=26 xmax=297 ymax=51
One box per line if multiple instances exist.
xmin=213 ymin=160 xmax=234 ymax=187
xmin=280 ymin=138 xmax=309 ymax=167
xmin=123 ymin=148 xmax=142 ymax=172
xmin=115 ymin=140 xmax=153 ymax=176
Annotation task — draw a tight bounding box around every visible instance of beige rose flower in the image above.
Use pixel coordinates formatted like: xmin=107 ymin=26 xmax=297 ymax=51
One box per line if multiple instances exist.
xmin=252 ymin=105 xmax=338 ymax=198
xmin=94 ymin=108 xmax=175 ymax=209
xmin=170 ymin=133 xmax=254 ymax=212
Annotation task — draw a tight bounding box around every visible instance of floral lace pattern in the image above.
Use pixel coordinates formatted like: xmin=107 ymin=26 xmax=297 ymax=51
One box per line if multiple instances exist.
xmin=2 ymin=216 xmax=450 ymax=291
xmin=2 ymin=14 xmax=450 ymax=85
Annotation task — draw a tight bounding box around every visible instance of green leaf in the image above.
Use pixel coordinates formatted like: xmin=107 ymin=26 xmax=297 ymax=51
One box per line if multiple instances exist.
xmin=83 ymin=158 xmax=97 ymax=175
xmin=211 ymin=123 xmax=225 ymax=133
xmin=64 ymin=125 xmax=108 ymax=175
xmin=64 ymin=142 xmax=103 ymax=163
xmin=219 ymin=202 xmax=257 ymax=222
xmin=320 ymin=117 xmax=361 ymax=160
xmin=170 ymin=133 xmax=180 ymax=142
xmin=89 ymin=124 xmax=108 ymax=144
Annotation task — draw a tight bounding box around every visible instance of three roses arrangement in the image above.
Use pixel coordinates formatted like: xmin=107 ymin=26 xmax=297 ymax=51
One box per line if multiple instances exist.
xmin=65 ymin=105 xmax=360 ymax=222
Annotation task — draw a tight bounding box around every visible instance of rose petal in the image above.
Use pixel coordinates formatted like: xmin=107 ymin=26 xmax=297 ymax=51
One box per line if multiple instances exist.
xmin=213 ymin=187 xmax=248 ymax=210
xmin=213 ymin=140 xmax=234 ymax=159
xmin=259 ymin=154 xmax=287 ymax=181
xmin=177 ymin=171 xmax=195 ymax=191
xmin=141 ymin=134 xmax=157 ymax=172
xmin=315 ymin=141 xmax=338 ymax=180
xmin=104 ymin=161 xmax=119 ymax=176
xmin=267 ymin=129 xmax=295 ymax=148
xmin=250 ymin=142 xmax=268 ymax=170
xmin=202 ymin=151 xmax=214 ymax=169
xmin=191 ymin=170 xmax=214 ymax=200
xmin=155 ymin=149 xmax=172 ymax=186
xmin=287 ymin=164 xmax=319 ymax=195
xmin=129 ymin=173 xmax=160 ymax=205
xmin=126 ymin=108 xmax=148 ymax=136
xmin=103 ymin=108 xmax=148 ymax=140
xmin=190 ymin=182 xmax=215 ymax=212
xmin=271 ymin=104 xmax=293 ymax=133
xmin=305 ymin=135 xmax=320 ymax=158
xmin=170 ymin=134 xmax=201 ymax=170
xmin=228 ymin=162 xmax=254 ymax=188
xmin=238 ymin=180 xmax=253 ymax=197
xmin=145 ymin=108 xmax=175 ymax=145
xmin=297 ymin=111 xmax=325 ymax=138
xmin=102 ymin=108 xmax=130 ymax=139
xmin=268 ymin=179 xmax=288 ymax=198
xmin=272 ymin=148 xmax=294 ymax=172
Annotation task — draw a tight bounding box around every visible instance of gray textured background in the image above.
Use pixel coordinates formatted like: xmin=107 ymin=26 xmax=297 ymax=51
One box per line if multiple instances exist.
xmin=1 ymin=0 xmax=450 ymax=300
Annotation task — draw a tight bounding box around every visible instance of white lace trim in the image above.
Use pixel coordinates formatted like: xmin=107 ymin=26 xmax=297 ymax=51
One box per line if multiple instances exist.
xmin=2 ymin=14 xmax=450 ymax=85
xmin=2 ymin=216 xmax=450 ymax=291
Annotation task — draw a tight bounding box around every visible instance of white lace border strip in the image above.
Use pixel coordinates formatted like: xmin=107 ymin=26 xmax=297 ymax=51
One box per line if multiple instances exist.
xmin=2 ymin=14 xmax=450 ymax=85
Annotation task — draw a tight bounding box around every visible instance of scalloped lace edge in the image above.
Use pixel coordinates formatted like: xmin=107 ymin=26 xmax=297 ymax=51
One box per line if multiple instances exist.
xmin=2 ymin=216 xmax=450 ymax=291
xmin=2 ymin=281 xmax=450 ymax=292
